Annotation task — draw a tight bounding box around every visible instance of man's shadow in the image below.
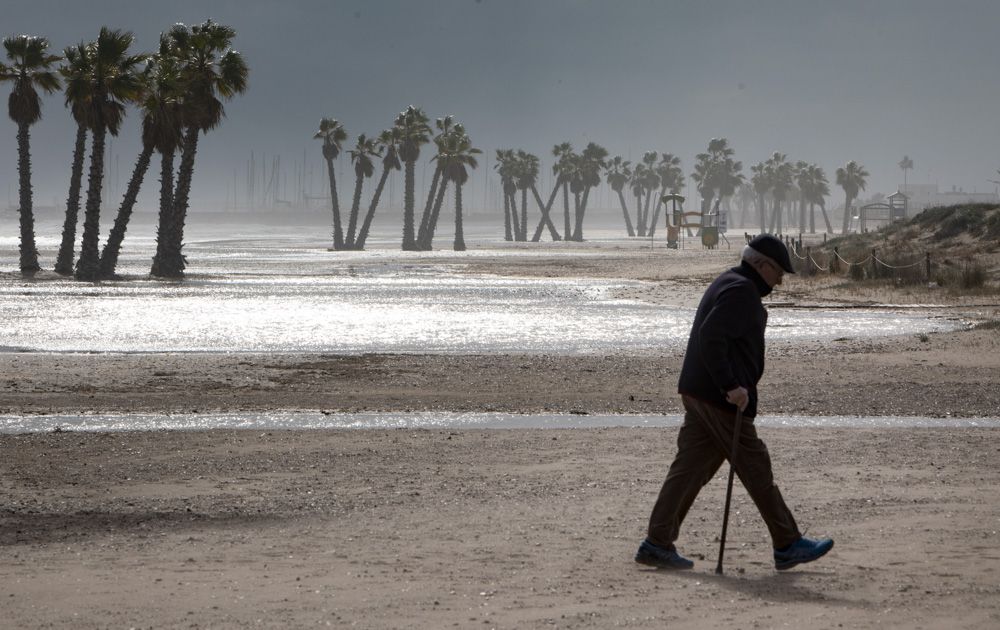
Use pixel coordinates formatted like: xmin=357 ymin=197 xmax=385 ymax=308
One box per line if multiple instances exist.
xmin=641 ymin=566 xmax=867 ymax=609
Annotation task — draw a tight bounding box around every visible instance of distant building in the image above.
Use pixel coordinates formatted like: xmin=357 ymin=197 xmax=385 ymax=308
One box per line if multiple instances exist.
xmin=899 ymin=183 xmax=999 ymax=212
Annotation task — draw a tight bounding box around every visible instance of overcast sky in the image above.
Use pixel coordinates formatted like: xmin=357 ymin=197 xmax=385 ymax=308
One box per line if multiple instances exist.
xmin=3 ymin=0 xmax=999 ymax=214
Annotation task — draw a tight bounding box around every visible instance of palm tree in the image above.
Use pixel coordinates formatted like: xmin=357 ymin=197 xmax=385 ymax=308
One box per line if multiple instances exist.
xmin=630 ymin=160 xmax=649 ymax=236
xmin=649 ymin=153 xmax=683 ymax=237
xmin=345 ymin=133 xmax=379 ymax=249
xmin=522 ymin=150 xmax=559 ymax=242
xmin=551 ymin=142 xmax=575 ymax=239
xmin=354 ymin=127 xmax=401 ymax=250
xmin=1 ymin=35 xmax=60 ymax=274
xmin=313 ymin=117 xmax=347 ymax=249
xmin=637 ymin=151 xmax=660 ymax=236
xmin=570 ymin=142 xmax=607 ymax=241
xmin=74 ymin=28 xmax=144 ymax=281
xmin=418 ymin=122 xmax=463 ymax=250
xmin=494 ymin=149 xmax=517 ymax=241
xmin=712 ymin=158 xmax=744 ymax=231
xmin=794 ymin=161 xmax=809 ymax=233
xmin=145 ymin=39 xmax=186 ymax=279
xmin=100 ymin=51 xmax=183 ymax=278
xmin=151 ymin=20 xmax=248 ymax=278
xmin=421 ymin=122 xmax=480 ymax=250
xmin=54 ymin=42 xmax=92 ymax=275
xmin=605 ymin=156 xmax=634 ymax=236
xmin=417 ymin=115 xmax=456 ymax=247
xmin=766 ymin=152 xmax=793 ymax=234
xmin=898 ymin=155 xmax=913 ymax=194
xmin=438 ymin=130 xmax=480 ymax=251
xmin=750 ymin=161 xmax=771 ymax=233
xmin=803 ymin=163 xmax=832 ymax=233
xmin=511 ymin=150 xmax=542 ymax=242
xmin=836 ymin=160 xmax=869 ymax=233
xmin=691 ymin=139 xmax=740 ymax=230
xmin=395 ymin=106 xmax=431 ymax=250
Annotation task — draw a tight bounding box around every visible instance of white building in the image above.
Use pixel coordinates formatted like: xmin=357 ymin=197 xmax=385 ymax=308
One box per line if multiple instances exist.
xmin=899 ymin=183 xmax=999 ymax=212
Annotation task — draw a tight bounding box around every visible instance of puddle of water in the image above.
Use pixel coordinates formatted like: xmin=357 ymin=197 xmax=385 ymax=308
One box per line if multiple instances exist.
xmin=2 ymin=411 xmax=997 ymax=434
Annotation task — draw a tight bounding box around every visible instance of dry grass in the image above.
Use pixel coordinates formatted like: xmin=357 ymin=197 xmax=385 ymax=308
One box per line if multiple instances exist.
xmin=795 ymin=204 xmax=1000 ymax=296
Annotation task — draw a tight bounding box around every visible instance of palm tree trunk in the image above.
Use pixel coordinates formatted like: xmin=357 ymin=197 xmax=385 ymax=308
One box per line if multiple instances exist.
xmin=767 ymin=198 xmax=778 ymax=233
xmin=422 ymin=176 xmax=450 ymax=250
xmin=326 ymin=156 xmax=344 ymax=249
xmin=453 ymin=182 xmax=466 ymax=251
xmin=641 ymin=188 xmax=655 ymax=237
xmin=573 ymin=187 xmax=591 ymax=241
xmin=99 ymin=144 xmax=154 ymax=278
xmin=617 ymin=190 xmax=635 ymax=237
xmin=402 ymin=159 xmax=417 ymax=250
xmin=503 ymin=185 xmax=513 ymax=241
xmin=636 ymin=192 xmax=646 ymax=237
xmin=648 ymin=188 xmax=667 ymax=237
xmin=530 ymin=184 xmax=561 ymax=242
xmin=75 ymin=123 xmax=107 ymax=281
xmin=418 ymin=165 xmax=442 ymax=246
xmin=841 ymin=194 xmax=851 ymax=234
xmin=150 ymin=149 xmax=175 ymax=277
xmin=55 ymin=124 xmax=88 ymax=275
xmin=508 ymin=190 xmax=521 ymax=240
xmin=798 ymin=198 xmax=806 ymax=234
xmin=16 ymin=123 xmax=40 ymax=274
xmin=571 ymin=190 xmax=582 ymax=241
xmin=355 ymin=166 xmax=392 ymax=250
xmin=809 ymin=201 xmax=816 ymax=234
xmin=153 ymin=126 xmax=199 ymax=278
xmin=758 ymin=194 xmax=767 ymax=233
xmin=346 ymin=173 xmax=364 ymax=248
xmin=519 ymin=188 xmax=528 ymax=241
xmin=819 ymin=202 xmax=833 ymax=234
xmin=562 ymin=183 xmax=571 ymax=240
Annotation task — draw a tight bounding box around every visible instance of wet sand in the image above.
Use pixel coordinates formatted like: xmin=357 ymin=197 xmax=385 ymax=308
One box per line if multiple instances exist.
xmin=2 ymin=239 xmax=999 ymax=628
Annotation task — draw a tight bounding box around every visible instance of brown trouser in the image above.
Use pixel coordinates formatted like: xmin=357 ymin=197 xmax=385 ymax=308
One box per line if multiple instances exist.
xmin=646 ymin=395 xmax=800 ymax=550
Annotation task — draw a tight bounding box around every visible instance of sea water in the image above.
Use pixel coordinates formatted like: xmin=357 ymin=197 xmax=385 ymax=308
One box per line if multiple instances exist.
xmin=0 ymin=226 xmax=962 ymax=354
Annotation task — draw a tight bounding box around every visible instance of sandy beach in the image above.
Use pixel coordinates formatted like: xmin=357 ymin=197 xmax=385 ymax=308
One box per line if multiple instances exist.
xmin=2 ymin=238 xmax=999 ymax=628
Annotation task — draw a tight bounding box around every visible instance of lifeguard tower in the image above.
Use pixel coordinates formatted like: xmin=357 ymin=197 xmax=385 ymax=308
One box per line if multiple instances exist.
xmin=858 ymin=190 xmax=909 ymax=232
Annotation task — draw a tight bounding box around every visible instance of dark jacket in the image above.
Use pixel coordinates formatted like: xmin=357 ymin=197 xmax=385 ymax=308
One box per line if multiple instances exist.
xmin=677 ymin=261 xmax=771 ymax=418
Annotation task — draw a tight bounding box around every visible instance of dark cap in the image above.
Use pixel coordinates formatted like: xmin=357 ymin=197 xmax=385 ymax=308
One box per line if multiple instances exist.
xmin=748 ymin=234 xmax=795 ymax=273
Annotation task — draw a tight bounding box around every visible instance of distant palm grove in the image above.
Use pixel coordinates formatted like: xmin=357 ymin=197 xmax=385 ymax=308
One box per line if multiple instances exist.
xmin=3 ymin=22 xmax=873 ymax=279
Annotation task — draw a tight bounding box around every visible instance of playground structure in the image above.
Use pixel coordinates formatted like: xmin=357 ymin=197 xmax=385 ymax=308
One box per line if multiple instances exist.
xmin=661 ymin=194 xmax=728 ymax=249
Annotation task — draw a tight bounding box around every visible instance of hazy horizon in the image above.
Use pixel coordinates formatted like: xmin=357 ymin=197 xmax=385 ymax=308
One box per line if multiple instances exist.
xmin=3 ymin=0 xmax=999 ymax=218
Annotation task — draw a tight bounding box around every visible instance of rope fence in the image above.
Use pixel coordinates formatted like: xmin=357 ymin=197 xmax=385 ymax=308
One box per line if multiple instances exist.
xmin=744 ymin=232 xmax=934 ymax=281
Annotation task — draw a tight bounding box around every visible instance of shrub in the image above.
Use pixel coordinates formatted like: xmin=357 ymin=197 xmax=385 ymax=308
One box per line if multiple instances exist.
xmin=986 ymin=212 xmax=1000 ymax=241
xmin=960 ymin=261 xmax=987 ymax=289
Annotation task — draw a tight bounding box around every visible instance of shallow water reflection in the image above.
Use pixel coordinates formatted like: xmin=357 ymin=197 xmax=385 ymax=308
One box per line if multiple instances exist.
xmin=1 ymin=268 xmax=960 ymax=353
xmin=1 ymin=411 xmax=997 ymax=434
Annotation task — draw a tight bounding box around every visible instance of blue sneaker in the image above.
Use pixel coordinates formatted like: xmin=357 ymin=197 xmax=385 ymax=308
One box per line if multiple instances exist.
xmin=634 ymin=539 xmax=694 ymax=570
xmin=774 ymin=536 xmax=834 ymax=570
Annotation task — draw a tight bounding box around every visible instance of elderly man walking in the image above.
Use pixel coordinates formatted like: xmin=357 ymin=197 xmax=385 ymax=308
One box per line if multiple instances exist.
xmin=635 ymin=234 xmax=834 ymax=571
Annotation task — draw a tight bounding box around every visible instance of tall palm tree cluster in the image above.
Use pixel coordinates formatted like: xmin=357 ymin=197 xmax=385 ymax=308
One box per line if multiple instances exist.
xmin=492 ymin=141 xmax=610 ymax=242
xmin=0 ymin=21 xmax=248 ymax=279
xmin=495 ymin=137 xmax=870 ymax=239
xmin=317 ymin=107 xmax=480 ymax=252
xmin=745 ymin=152 xmax=867 ymax=235
xmin=626 ymin=150 xmax=684 ymax=237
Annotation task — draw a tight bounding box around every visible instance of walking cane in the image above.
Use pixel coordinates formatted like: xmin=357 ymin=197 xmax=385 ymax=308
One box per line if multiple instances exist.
xmin=715 ymin=406 xmax=744 ymax=575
